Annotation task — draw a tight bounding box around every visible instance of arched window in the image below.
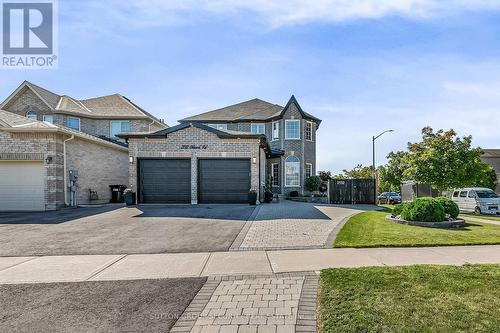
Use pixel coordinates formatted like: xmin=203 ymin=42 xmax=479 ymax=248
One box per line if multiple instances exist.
xmin=285 ymin=156 xmax=300 ymax=186
xmin=26 ymin=111 xmax=37 ymax=120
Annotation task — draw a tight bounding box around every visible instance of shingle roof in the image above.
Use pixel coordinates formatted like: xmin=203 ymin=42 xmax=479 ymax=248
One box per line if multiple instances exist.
xmin=483 ymin=149 xmax=500 ymax=157
xmin=181 ymin=99 xmax=283 ymax=122
xmin=0 ymin=109 xmax=127 ymax=150
xmin=0 ymin=109 xmax=56 ymax=129
xmin=180 ymin=95 xmax=321 ymax=125
xmin=1 ymin=81 xmax=166 ymax=125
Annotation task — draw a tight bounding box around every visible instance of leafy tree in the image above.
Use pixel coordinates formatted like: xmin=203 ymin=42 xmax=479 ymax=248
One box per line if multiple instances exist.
xmin=318 ymin=171 xmax=332 ymax=182
xmin=403 ymin=127 xmax=496 ymax=191
xmin=333 ymin=164 xmax=373 ymax=179
xmin=305 ymin=176 xmax=322 ymax=192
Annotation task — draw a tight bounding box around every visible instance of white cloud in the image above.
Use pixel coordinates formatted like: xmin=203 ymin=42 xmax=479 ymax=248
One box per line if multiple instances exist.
xmin=66 ymin=0 xmax=500 ymax=29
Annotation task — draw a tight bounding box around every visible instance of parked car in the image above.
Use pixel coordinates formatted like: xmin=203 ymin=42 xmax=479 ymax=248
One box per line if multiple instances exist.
xmin=378 ymin=192 xmax=402 ymax=204
xmin=451 ymin=188 xmax=500 ymax=215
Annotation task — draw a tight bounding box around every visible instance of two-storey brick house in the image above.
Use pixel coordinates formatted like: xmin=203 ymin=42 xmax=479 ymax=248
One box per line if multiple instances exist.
xmin=180 ymin=95 xmax=321 ymax=196
xmin=118 ymin=95 xmax=320 ymax=205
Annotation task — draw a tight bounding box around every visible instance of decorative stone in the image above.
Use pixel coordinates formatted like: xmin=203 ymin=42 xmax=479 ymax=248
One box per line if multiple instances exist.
xmin=385 ymin=215 xmax=466 ymax=228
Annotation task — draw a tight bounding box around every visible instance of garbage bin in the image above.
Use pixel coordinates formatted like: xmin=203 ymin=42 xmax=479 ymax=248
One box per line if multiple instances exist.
xmin=109 ymin=185 xmax=127 ymax=203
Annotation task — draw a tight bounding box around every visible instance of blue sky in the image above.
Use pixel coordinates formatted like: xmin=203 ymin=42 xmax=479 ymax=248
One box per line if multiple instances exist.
xmin=2 ymin=0 xmax=500 ymax=173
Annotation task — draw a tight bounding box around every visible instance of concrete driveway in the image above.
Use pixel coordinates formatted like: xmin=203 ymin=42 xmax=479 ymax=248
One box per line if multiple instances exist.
xmin=0 ymin=205 xmax=254 ymax=256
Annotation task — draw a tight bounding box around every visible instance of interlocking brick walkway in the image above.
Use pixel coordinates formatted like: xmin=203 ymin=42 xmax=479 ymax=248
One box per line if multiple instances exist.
xmin=171 ymin=273 xmax=318 ymax=333
xmin=238 ymin=201 xmax=372 ymax=250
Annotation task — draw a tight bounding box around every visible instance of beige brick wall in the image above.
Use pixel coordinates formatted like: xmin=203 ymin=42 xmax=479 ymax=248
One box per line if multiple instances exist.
xmin=128 ymin=125 xmax=263 ymax=204
xmin=0 ymin=130 xmax=64 ymax=210
xmin=66 ymin=138 xmax=129 ymax=204
xmin=4 ymin=88 xmax=53 ymax=120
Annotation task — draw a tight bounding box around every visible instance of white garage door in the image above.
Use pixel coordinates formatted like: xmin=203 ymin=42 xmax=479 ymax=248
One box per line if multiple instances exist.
xmin=0 ymin=161 xmax=45 ymax=211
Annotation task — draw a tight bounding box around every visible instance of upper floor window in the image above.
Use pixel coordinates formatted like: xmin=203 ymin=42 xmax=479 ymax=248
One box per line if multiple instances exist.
xmin=43 ymin=115 xmax=53 ymax=124
xmin=110 ymin=120 xmax=130 ymax=138
xmin=285 ymin=155 xmax=300 ymax=187
xmin=208 ymin=123 xmax=228 ymax=130
xmin=305 ymin=121 xmax=313 ymax=141
xmin=251 ymin=123 xmax=265 ymax=134
xmin=67 ymin=117 xmax=80 ymax=131
xmin=305 ymin=163 xmax=313 ymax=179
xmin=285 ymin=120 xmax=300 ymax=140
xmin=272 ymin=121 xmax=280 ymax=141
xmin=26 ymin=111 xmax=37 ymax=120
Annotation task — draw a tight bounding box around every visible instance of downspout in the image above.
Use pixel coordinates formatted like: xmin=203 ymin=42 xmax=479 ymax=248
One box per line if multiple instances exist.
xmin=148 ymin=119 xmax=155 ymax=132
xmin=63 ymin=135 xmax=74 ymax=206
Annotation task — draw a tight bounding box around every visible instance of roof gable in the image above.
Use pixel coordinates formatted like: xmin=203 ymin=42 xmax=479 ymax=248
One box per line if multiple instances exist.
xmin=180 ymin=95 xmax=321 ymax=126
xmin=1 ymin=81 xmax=60 ymax=111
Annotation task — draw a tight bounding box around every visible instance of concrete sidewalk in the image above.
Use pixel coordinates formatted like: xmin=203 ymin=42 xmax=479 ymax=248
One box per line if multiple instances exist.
xmin=461 ymin=215 xmax=500 ymax=226
xmin=0 ymin=245 xmax=499 ymax=284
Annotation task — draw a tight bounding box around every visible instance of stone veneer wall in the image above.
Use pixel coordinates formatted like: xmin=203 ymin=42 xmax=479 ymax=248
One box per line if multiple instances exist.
xmin=65 ymin=138 xmax=129 ymax=204
xmin=128 ymin=125 xmax=263 ymax=204
xmin=0 ymin=130 xmax=64 ymax=210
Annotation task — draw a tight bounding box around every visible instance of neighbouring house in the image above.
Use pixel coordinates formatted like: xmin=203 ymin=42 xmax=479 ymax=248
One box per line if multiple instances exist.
xmin=119 ymin=96 xmax=321 ymax=204
xmin=0 ymin=81 xmax=167 ymax=140
xmin=481 ymin=149 xmax=500 ymax=193
xmin=0 ymin=110 xmax=129 ymax=211
xmin=0 ymin=81 xmax=167 ymax=211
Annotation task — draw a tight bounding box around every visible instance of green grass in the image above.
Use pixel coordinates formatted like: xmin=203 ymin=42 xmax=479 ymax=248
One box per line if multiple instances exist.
xmin=334 ymin=208 xmax=500 ymax=247
xmin=318 ymin=265 xmax=500 ymax=333
xmin=461 ymin=213 xmax=500 ymax=221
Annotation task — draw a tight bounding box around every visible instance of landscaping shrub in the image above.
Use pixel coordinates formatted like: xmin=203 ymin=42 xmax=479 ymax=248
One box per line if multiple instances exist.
xmin=289 ymin=191 xmax=299 ymax=197
xmin=435 ymin=196 xmax=460 ymax=218
xmin=392 ymin=204 xmax=405 ymax=217
xmin=305 ymin=176 xmax=322 ymax=192
xmin=400 ymin=197 xmax=445 ymax=222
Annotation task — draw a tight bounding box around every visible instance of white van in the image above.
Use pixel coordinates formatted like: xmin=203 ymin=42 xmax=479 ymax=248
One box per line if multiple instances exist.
xmin=451 ymin=188 xmax=500 ymax=215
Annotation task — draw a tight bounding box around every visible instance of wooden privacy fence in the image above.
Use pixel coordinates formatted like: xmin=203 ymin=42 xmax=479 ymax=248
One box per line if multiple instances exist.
xmin=329 ymin=179 xmax=376 ymax=204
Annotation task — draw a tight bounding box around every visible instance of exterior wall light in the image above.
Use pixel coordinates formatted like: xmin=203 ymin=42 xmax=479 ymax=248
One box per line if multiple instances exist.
xmin=45 ymin=156 xmax=53 ymax=164
xmin=129 ymin=156 xmax=134 ymax=164
xmin=252 ymin=157 xmax=257 ymax=164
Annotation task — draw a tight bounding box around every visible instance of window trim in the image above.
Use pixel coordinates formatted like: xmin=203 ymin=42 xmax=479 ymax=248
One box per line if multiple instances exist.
xmin=110 ymin=120 xmax=130 ymax=138
xmin=285 ymin=119 xmax=300 ymax=140
xmin=26 ymin=111 xmax=37 ymax=120
xmin=67 ymin=117 xmax=81 ymax=131
xmin=42 ymin=115 xmax=54 ymax=124
xmin=250 ymin=123 xmax=266 ymax=135
xmin=305 ymin=121 xmax=313 ymax=141
xmin=305 ymin=163 xmax=313 ymax=179
xmin=271 ymin=163 xmax=279 ymax=186
xmin=272 ymin=121 xmax=280 ymax=141
xmin=207 ymin=123 xmax=228 ymax=130
xmin=285 ymin=155 xmax=300 ymax=187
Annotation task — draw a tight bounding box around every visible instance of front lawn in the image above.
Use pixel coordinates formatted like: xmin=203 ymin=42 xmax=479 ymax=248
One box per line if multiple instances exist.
xmin=334 ymin=209 xmax=500 ymax=247
xmin=318 ymin=265 xmax=500 ymax=333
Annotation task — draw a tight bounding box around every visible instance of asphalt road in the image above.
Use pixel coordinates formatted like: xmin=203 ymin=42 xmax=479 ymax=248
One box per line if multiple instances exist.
xmin=0 ymin=277 xmax=206 ymax=332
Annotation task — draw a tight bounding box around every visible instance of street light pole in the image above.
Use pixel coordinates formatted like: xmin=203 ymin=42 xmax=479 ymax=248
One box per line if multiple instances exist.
xmin=372 ymin=129 xmax=395 ymax=203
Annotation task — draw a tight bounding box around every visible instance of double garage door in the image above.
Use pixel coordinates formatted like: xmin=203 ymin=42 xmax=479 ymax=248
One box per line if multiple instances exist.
xmin=139 ymin=159 xmax=251 ymax=204
xmin=0 ymin=161 xmax=45 ymax=211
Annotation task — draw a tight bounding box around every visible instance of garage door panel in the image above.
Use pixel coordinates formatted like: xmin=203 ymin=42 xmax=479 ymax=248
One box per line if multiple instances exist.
xmin=0 ymin=162 xmax=45 ymax=211
xmin=139 ymin=159 xmax=191 ymax=204
xmin=199 ymin=159 xmax=250 ymax=204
